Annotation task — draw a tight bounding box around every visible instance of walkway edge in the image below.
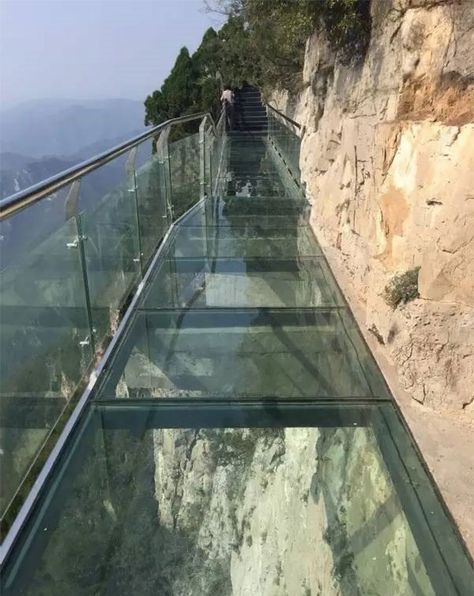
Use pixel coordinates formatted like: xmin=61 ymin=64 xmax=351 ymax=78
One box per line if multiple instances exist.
xmin=310 ymin=225 xmax=474 ymax=558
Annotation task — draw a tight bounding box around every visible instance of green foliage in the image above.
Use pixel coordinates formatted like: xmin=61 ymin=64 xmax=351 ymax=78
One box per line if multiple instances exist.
xmin=318 ymin=0 xmax=371 ymax=63
xmin=203 ymin=428 xmax=263 ymax=466
xmin=217 ymin=16 xmax=256 ymax=88
xmin=244 ymin=0 xmax=318 ymax=90
xmin=144 ymin=1 xmax=372 ymax=128
xmin=383 ymin=267 xmax=420 ymax=309
xmin=215 ymin=0 xmax=371 ymax=85
xmin=144 ymin=28 xmax=226 ymax=127
xmin=144 ymin=46 xmax=200 ymax=131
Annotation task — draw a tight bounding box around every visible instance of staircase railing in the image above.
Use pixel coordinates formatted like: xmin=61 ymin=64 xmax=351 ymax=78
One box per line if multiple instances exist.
xmin=0 ymin=110 xmax=226 ymax=542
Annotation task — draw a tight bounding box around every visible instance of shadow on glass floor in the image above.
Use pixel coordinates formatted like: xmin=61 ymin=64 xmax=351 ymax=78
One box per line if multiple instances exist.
xmin=140 ymin=256 xmax=344 ymax=310
xmin=181 ymin=200 xmax=310 ymax=228
xmin=95 ymin=309 xmax=389 ymax=401
xmin=164 ymin=225 xmax=322 ymax=259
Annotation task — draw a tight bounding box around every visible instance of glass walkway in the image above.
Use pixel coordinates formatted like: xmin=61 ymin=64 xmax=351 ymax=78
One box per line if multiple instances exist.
xmin=0 ymin=95 xmax=473 ymax=595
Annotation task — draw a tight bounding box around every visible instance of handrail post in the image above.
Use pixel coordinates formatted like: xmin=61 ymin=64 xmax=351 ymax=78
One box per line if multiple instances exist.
xmin=212 ymin=109 xmax=226 ymax=197
xmin=156 ymin=125 xmax=173 ymax=223
xmin=266 ymin=105 xmax=271 ymax=141
xmin=206 ymin=124 xmax=214 ymax=198
xmin=125 ymin=146 xmax=144 ymax=274
xmin=64 ymin=180 xmax=96 ymax=355
xmin=199 ymin=116 xmax=208 ymax=200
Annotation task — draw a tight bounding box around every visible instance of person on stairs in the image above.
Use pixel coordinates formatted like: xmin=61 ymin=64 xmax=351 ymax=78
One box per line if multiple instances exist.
xmin=221 ymin=85 xmax=235 ymax=131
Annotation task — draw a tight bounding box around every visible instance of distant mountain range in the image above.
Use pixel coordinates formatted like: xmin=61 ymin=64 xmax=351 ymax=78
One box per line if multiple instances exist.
xmin=0 ymin=98 xmax=148 ymax=199
xmin=0 ymin=154 xmax=77 ymax=198
xmin=0 ymin=98 xmax=145 ymax=157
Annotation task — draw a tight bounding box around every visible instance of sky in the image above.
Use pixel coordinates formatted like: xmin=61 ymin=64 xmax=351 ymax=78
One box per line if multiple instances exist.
xmin=0 ymin=0 xmax=223 ymax=107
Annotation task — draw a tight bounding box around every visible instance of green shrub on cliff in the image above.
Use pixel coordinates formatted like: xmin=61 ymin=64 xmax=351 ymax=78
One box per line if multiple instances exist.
xmin=383 ymin=267 xmax=421 ymax=309
xmin=317 ymin=0 xmax=371 ymax=62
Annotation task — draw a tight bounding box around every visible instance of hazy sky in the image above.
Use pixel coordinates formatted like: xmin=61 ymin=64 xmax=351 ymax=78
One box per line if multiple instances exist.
xmin=0 ymin=0 xmax=223 ymax=107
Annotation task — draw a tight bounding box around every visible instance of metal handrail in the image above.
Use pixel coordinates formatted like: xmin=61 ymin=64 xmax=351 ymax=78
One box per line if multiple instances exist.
xmin=265 ymin=103 xmax=301 ymax=130
xmin=0 ymin=111 xmax=219 ymax=220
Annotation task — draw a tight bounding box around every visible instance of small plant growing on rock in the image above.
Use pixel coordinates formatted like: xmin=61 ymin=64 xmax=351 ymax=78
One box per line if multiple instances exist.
xmin=383 ymin=267 xmax=420 ymax=309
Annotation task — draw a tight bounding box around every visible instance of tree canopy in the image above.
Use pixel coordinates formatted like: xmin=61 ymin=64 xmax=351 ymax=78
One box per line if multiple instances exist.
xmin=144 ymin=0 xmax=371 ymax=127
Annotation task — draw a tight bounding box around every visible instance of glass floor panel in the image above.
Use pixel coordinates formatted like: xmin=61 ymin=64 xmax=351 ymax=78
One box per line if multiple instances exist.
xmin=96 ymin=309 xmax=389 ymax=400
xmin=165 ymin=225 xmax=322 ymax=259
xmin=194 ymin=197 xmax=308 ymax=217
xmin=219 ymin=174 xmax=285 ymax=197
xmin=221 ymin=172 xmax=287 ymax=181
xmin=182 ymin=207 xmax=310 ymax=228
xmin=0 ymin=397 xmax=65 ymax=516
xmin=222 ymin=166 xmax=282 ymax=174
xmin=3 ymin=130 xmax=472 ymax=595
xmin=141 ymin=257 xmax=344 ymax=309
xmin=1 ymin=401 xmax=472 ymax=596
xmin=218 ymin=193 xmax=306 ymax=203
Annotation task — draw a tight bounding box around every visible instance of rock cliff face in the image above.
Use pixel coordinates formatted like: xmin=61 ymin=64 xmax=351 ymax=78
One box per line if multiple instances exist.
xmin=153 ymin=427 xmax=433 ymax=595
xmin=22 ymin=426 xmax=436 ymax=595
xmin=273 ymin=0 xmax=474 ymax=414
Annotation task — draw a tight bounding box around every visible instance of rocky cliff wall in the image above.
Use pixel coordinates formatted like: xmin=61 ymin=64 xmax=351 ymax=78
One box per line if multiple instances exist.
xmin=273 ymin=0 xmax=474 ymax=415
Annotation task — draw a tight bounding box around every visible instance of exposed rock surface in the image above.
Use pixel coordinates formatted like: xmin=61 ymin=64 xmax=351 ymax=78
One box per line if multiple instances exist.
xmin=20 ymin=427 xmax=439 ymax=595
xmin=152 ymin=427 xmax=434 ymax=595
xmin=274 ymin=0 xmax=474 ymax=414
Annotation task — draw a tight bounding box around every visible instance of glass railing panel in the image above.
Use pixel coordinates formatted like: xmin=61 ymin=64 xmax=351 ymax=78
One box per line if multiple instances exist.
xmin=133 ymin=141 xmax=169 ymax=267
xmin=0 ymin=119 xmax=223 ymax=539
xmin=204 ymin=125 xmax=214 ymax=196
xmin=169 ymin=132 xmax=201 ymax=219
xmin=96 ymin=309 xmax=390 ymax=400
xmin=0 ymin=194 xmax=94 ymax=521
xmin=79 ymin=157 xmax=142 ymax=345
xmin=140 ymin=256 xmax=344 ymax=310
xmin=268 ymin=111 xmax=301 ymax=181
xmin=2 ymin=401 xmax=472 ymax=596
xmin=213 ymin=113 xmax=227 ymax=176
xmin=210 ymin=121 xmax=224 ymax=196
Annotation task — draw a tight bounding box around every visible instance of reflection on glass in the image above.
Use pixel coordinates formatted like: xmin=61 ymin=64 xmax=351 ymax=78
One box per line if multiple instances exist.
xmin=169 ymin=133 xmax=201 ymax=218
xmin=166 ymin=226 xmax=322 ymax=259
xmin=142 ymin=257 xmax=343 ymax=309
xmin=97 ymin=309 xmax=389 ymax=400
xmin=268 ymin=111 xmax=301 ymax=180
xmin=225 ymin=136 xmax=287 ymax=197
xmin=0 ymin=193 xmax=93 ymax=518
xmin=134 ymin=142 xmax=168 ymax=266
xmin=183 ymin=207 xmax=310 ymax=228
xmin=79 ymin=157 xmax=142 ymax=344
